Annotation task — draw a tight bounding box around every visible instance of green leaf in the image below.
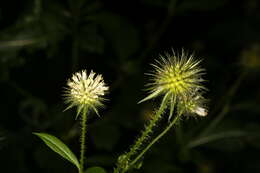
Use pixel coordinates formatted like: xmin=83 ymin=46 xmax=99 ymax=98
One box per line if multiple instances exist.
xmin=85 ymin=166 xmax=107 ymax=173
xmin=33 ymin=132 xmax=80 ymax=171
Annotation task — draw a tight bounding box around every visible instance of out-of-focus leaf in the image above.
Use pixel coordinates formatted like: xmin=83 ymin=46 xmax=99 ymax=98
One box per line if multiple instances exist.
xmin=186 ymin=130 xmax=248 ymax=149
xmin=19 ymin=97 xmax=48 ymax=127
xmin=206 ymin=138 xmax=246 ymax=152
xmin=142 ymin=0 xmax=170 ymax=8
xmin=243 ymin=123 xmax=260 ymax=148
xmin=85 ymin=166 xmax=107 ymax=173
xmin=232 ymin=102 xmax=260 ymax=113
xmin=177 ymin=0 xmax=227 ymax=13
xmin=93 ymin=12 xmax=140 ymax=60
xmin=91 ymin=124 xmax=120 ymax=151
xmin=0 ymin=38 xmax=44 ymax=50
xmin=33 ymin=133 xmax=80 ymax=171
xmin=0 ymin=131 xmax=5 ymax=149
xmin=79 ymin=24 xmax=104 ymax=54
xmin=143 ymin=160 xmax=181 ymax=173
xmin=86 ymin=154 xmax=115 ymax=166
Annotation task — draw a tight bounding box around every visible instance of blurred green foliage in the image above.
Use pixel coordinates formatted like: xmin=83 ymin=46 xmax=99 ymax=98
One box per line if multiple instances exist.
xmin=0 ymin=0 xmax=260 ymax=173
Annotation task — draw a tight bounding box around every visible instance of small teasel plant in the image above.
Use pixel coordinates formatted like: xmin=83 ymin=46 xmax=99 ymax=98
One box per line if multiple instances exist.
xmin=32 ymin=49 xmax=207 ymax=173
xmin=114 ymin=49 xmax=208 ymax=173
xmin=33 ymin=70 xmax=109 ymax=173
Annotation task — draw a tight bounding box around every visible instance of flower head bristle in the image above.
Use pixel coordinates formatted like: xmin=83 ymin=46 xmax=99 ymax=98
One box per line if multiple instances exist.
xmin=64 ymin=70 xmax=109 ymax=117
xmin=140 ymin=49 xmax=208 ymax=117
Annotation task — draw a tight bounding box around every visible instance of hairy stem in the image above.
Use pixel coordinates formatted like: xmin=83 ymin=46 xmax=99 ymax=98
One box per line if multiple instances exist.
xmin=129 ymin=112 xmax=181 ymax=168
xmin=80 ymin=107 xmax=88 ymax=173
xmin=115 ymin=93 xmax=171 ymax=173
xmin=127 ymin=93 xmax=170 ymax=156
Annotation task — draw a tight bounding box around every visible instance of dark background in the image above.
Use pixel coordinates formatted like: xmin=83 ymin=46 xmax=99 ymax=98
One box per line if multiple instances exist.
xmin=0 ymin=0 xmax=260 ymax=173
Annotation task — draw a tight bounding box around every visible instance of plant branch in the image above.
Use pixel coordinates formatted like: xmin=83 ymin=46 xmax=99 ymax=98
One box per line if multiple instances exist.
xmin=114 ymin=93 xmax=171 ymax=173
xmin=80 ymin=106 xmax=88 ymax=173
xmin=129 ymin=112 xmax=181 ymax=169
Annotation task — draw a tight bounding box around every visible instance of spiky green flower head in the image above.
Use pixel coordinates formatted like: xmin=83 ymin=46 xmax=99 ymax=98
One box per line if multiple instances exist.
xmin=140 ymin=49 xmax=207 ymax=118
xmin=64 ymin=70 xmax=109 ymax=118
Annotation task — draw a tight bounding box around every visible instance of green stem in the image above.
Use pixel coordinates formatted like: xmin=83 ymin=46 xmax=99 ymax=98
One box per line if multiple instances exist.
xmin=80 ymin=107 xmax=88 ymax=173
xmin=129 ymin=112 xmax=181 ymax=168
xmin=127 ymin=93 xmax=170 ymax=157
xmin=115 ymin=93 xmax=171 ymax=173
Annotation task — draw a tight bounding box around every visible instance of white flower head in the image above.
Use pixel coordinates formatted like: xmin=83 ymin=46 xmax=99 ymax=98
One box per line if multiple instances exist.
xmin=177 ymin=92 xmax=208 ymax=118
xmin=64 ymin=70 xmax=109 ymax=117
xmin=192 ymin=106 xmax=208 ymax=117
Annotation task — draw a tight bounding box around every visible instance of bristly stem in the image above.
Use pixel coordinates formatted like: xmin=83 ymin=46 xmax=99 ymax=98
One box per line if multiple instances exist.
xmin=80 ymin=106 xmax=88 ymax=173
xmin=115 ymin=93 xmax=171 ymax=173
xmin=129 ymin=111 xmax=181 ymax=169
xmin=127 ymin=93 xmax=170 ymax=156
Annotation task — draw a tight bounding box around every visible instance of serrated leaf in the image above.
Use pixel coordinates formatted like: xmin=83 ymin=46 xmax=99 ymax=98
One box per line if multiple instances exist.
xmin=33 ymin=132 xmax=80 ymax=171
xmin=85 ymin=166 xmax=107 ymax=173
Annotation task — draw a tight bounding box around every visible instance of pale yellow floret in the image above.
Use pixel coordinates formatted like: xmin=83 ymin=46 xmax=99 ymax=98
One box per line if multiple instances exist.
xmin=65 ymin=70 xmax=108 ymax=115
xmin=193 ymin=107 xmax=208 ymax=117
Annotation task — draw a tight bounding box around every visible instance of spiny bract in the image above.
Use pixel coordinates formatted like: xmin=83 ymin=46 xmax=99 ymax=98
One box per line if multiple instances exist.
xmin=64 ymin=70 xmax=109 ymax=117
